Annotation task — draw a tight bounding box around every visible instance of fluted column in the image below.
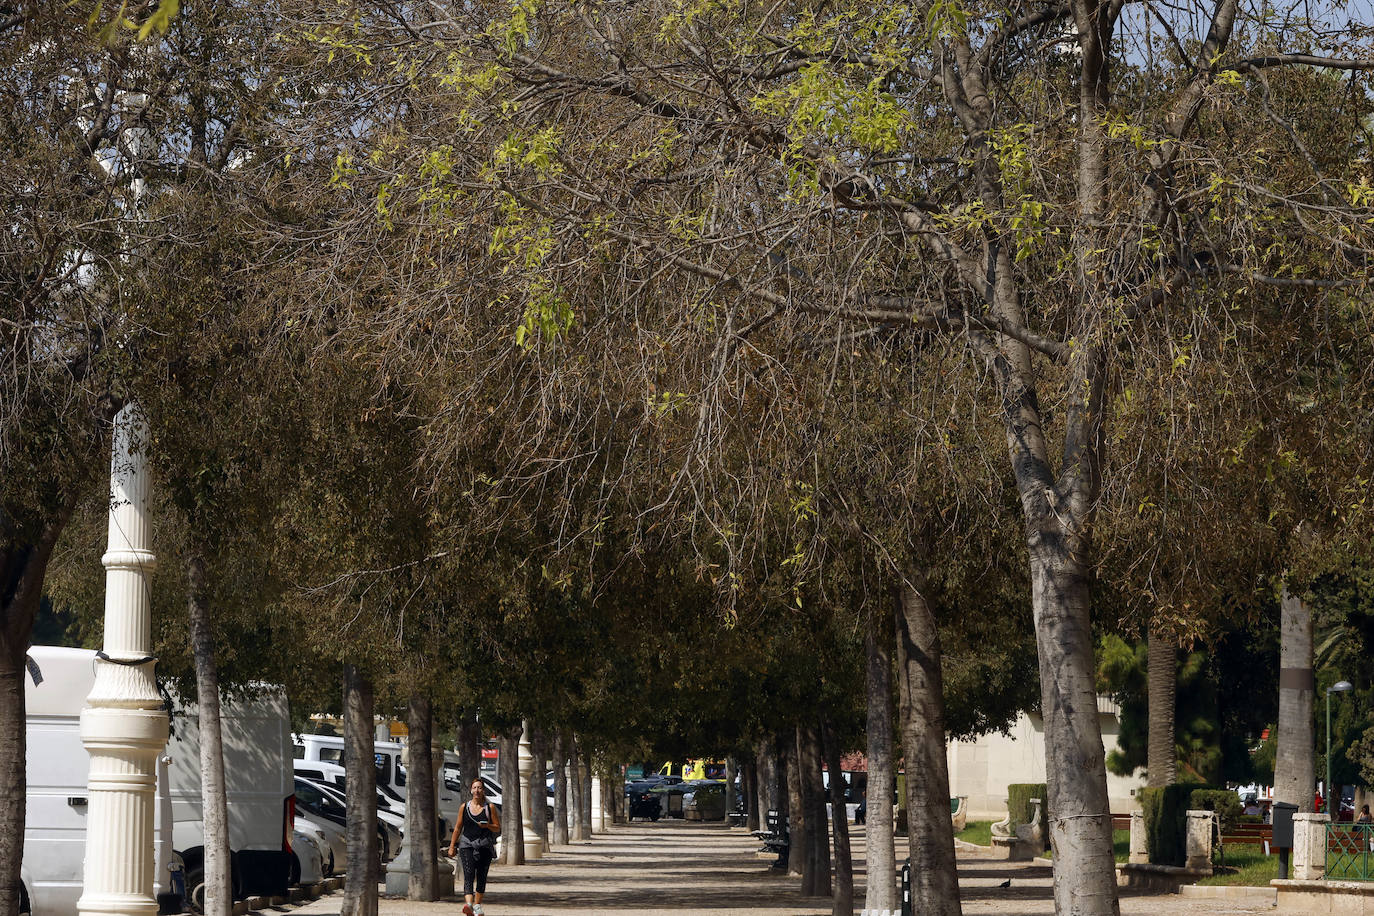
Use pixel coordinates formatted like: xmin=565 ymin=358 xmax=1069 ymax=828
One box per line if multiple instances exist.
xmin=79 ymin=406 xmax=169 ymax=916
xmin=518 ymin=721 xmax=543 ymax=860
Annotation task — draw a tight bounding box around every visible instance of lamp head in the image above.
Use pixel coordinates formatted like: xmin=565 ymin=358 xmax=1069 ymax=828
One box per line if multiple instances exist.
xmin=1330 ymin=680 xmax=1354 ymax=694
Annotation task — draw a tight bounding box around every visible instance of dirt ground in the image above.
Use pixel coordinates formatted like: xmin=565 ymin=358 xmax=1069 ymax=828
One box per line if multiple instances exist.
xmin=286 ymin=821 xmax=1276 ymax=915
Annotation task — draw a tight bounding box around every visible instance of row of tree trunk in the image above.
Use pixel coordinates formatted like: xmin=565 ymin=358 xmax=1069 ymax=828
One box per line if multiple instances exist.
xmin=731 ymin=582 xmax=959 ymax=916
xmin=180 ymin=572 xmax=1322 ymax=916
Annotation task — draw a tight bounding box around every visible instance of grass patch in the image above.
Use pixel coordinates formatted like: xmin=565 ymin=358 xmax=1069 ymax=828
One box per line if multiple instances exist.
xmin=1113 ymin=829 xmax=1130 ymax=862
xmin=956 ymin=820 xmax=992 ymax=846
xmin=1196 ymin=844 xmax=1276 ymax=886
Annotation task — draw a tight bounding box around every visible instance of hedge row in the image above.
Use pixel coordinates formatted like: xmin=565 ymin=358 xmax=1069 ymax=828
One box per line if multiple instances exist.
xmin=1008 ymin=783 xmax=1049 ymax=850
xmin=1140 ymin=785 xmax=1240 ymax=865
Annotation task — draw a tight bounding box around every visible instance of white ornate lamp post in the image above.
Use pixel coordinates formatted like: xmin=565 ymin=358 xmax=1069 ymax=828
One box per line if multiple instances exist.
xmin=78 ymin=406 xmax=169 ymax=916
xmin=518 ymin=721 xmax=543 ymax=860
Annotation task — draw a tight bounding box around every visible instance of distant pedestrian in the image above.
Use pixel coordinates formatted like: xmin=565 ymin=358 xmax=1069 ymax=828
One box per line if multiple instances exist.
xmin=447 ymin=777 xmax=501 ymax=916
xmin=1357 ymin=804 xmax=1372 ymax=825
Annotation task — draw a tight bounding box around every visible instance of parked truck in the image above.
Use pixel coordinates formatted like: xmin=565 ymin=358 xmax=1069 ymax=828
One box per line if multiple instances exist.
xmin=22 ymin=646 xmax=300 ymax=915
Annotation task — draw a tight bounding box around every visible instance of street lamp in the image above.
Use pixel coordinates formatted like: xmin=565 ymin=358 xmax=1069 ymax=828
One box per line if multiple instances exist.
xmin=1327 ymin=680 xmax=1354 ymax=815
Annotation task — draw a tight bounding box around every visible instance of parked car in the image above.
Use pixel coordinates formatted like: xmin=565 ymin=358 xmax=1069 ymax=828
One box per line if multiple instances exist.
xmin=649 ymin=781 xmax=690 ymax=818
xmin=294 ymin=811 xmax=345 ymax=877
xmin=293 ymin=777 xmax=398 ymax=866
xmin=683 ymin=781 xmax=728 ymax=821
xmin=294 ymin=734 xmax=463 ymax=832
xmin=821 ymin=771 xmax=865 ymax=823
xmin=625 ymin=779 xmax=663 ymax=821
xmin=289 ymin=828 xmax=327 ymax=886
xmin=301 ymin=777 xmax=403 ymax=860
xmin=294 ymin=759 xmax=409 ymax=822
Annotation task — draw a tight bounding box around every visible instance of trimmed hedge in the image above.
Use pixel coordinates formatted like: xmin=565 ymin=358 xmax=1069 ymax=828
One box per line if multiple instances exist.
xmin=1141 ymin=785 xmax=1191 ymax=866
xmin=1007 ymin=783 xmax=1049 ymax=849
xmin=1141 ymin=784 xmax=1235 ymax=865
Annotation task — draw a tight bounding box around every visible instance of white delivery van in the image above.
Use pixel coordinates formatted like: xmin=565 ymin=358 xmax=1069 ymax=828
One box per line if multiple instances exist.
xmin=24 ymin=646 xmax=300 ymax=916
xmin=22 ymin=646 xmax=181 ymax=916
xmin=294 ymin=734 xmax=461 ymax=833
xmin=165 ymin=686 xmax=295 ymax=907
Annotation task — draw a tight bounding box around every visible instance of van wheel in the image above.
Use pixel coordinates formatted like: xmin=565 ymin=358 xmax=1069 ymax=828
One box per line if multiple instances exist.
xmin=184 ymin=867 xmax=206 ymax=914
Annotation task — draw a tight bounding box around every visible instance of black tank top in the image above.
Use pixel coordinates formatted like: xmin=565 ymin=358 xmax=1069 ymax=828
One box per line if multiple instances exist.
xmin=460 ymin=802 xmax=493 ymax=846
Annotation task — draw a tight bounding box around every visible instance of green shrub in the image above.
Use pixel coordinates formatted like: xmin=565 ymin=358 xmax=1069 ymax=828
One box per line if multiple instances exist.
xmin=1189 ymin=789 xmax=1241 ymax=834
xmin=1142 ymin=784 xmax=1231 ymax=865
xmin=1007 ymin=783 xmax=1049 ymax=848
xmin=1141 ymin=785 xmax=1190 ymax=866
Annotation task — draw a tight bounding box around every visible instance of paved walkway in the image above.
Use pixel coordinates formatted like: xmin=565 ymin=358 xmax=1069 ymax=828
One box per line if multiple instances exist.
xmin=286 ymin=821 xmax=1275 ymax=915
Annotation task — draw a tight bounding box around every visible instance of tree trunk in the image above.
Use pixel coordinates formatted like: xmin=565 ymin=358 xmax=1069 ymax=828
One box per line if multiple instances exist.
xmin=187 ymin=552 xmax=232 ymax=916
xmin=552 ymin=732 xmax=569 ymax=845
xmin=799 ymin=723 xmax=830 ymax=897
xmin=823 ymin=721 xmax=854 ymax=916
xmin=1146 ymin=631 xmax=1177 ymax=788
xmin=864 ymin=600 xmax=898 ymax=914
xmin=341 ymin=666 xmax=379 ymax=916
xmin=1276 ymin=587 xmax=1316 ymax=812
xmin=568 ymin=737 xmax=585 ymax=841
xmin=894 ymin=582 xmax=961 ymax=916
xmin=754 ymin=739 xmax=773 ymax=823
xmin=0 ymin=638 xmax=28 ymax=916
xmin=456 ymin=710 xmax=481 ymax=806
xmin=786 ymin=728 xmax=805 ymax=879
xmin=499 ymin=727 xmax=524 ymax=864
xmin=406 ymin=695 xmax=438 ymax=901
xmin=608 ymin=762 xmax=625 ymax=824
xmin=744 ymin=760 xmax=760 ymax=832
xmin=1025 ymin=528 xmax=1118 ymax=916
xmin=529 ymin=724 xmax=549 ymax=839
xmin=1 ymin=518 xmax=69 ymax=916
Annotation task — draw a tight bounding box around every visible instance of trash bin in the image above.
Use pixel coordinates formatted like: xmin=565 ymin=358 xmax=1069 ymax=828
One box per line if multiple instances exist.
xmin=1272 ymin=801 xmax=1298 ymax=879
xmin=1272 ymin=801 xmax=1297 ymax=849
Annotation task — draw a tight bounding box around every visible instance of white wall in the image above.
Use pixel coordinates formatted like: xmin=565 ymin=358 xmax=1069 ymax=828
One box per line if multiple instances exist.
xmin=947 ymin=696 xmax=1145 ymax=819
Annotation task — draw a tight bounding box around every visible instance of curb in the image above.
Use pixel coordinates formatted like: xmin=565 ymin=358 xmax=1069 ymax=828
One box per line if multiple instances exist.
xmin=954 ymin=840 xmax=992 ymax=852
xmin=236 ymin=878 xmax=344 ymax=915
xmin=1179 ymin=884 xmax=1278 ymax=902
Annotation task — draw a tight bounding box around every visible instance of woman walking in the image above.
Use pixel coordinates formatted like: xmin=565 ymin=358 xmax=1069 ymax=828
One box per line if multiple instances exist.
xmin=447 ymin=778 xmax=501 ymax=915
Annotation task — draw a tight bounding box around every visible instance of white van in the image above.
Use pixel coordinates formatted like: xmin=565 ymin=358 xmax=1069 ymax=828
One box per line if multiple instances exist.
xmin=22 ymin=647 xmax=180 ymax=916
xmin=24 ymin=647 xmax=299 ymax=915
xmin=293 ymin=734 xmax=461 ymax=833
xmin=166 ymin=687 xmax=295 ymax=906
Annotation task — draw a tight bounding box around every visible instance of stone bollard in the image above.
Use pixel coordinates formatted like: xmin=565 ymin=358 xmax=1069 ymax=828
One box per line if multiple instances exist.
xmin=1129 ymin=810 xmax=1149 ymax=864
xmin=1185 ymin=810 xmax=1215 ymax=871
xmin=1292 ymin=812 xmax=1331 ymax=880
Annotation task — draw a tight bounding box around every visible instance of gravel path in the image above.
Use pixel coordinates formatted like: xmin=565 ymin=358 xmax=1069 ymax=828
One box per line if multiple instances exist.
xmin=285 ymin=821 xmax=1276 ymax=915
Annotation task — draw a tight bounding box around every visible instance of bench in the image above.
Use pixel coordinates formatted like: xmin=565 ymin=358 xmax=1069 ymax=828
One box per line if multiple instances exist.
xmin=1220 ymin=823 xmax=1273 ymax=855
xmin=751 ymin=809 xmax=789 ymax=869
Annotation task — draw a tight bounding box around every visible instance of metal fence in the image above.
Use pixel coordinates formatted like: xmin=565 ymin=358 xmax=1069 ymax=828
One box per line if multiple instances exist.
xmin=1326 ymin=823 xmax=1374 ymax=880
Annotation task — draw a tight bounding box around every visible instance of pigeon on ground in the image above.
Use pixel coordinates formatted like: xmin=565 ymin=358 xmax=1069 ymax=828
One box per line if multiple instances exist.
xmin=998 ymin=878 xmax=1012 ymax=888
